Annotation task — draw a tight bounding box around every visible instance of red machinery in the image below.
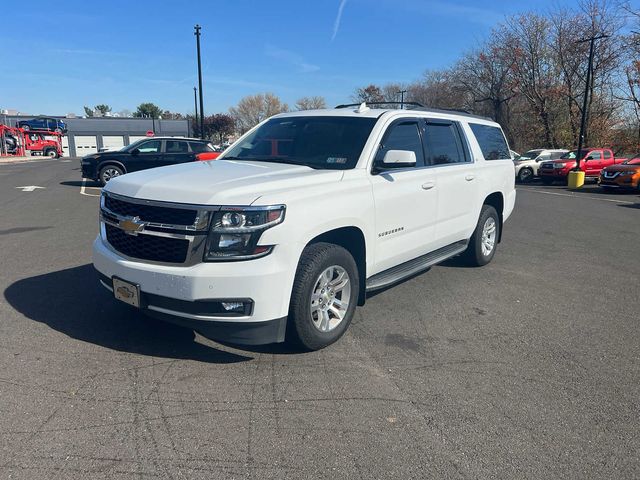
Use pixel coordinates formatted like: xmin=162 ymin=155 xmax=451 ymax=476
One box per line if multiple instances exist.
xmin=0 ymin=124 xmax=63 ymax=158
xmin=0 ymin=125 xmax=25 ymax=157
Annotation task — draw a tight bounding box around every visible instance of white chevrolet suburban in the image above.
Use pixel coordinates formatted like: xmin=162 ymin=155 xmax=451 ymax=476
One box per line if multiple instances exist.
xmin=93 ymin=103 xmax=516 ymax=350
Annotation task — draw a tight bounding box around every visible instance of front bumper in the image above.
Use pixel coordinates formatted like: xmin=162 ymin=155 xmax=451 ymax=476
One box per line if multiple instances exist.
xmin=599 ymin=176 xmax=639 ymax=188
xmin=93 ymin=235 xmax=297 ymax=345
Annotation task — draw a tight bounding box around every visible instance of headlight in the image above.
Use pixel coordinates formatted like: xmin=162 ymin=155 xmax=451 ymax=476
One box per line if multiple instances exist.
xmin=553 ymin=162 xmax=566 ymax=169
xmin=204 ymin=205 xmax=285 ymax=261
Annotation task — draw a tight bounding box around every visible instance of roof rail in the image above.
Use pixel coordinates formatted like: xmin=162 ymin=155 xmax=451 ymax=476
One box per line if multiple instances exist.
xmin=335 ymin=101 xmax=425 ymax=109
xmin=334 ymin=102 xmax=492 ymax=120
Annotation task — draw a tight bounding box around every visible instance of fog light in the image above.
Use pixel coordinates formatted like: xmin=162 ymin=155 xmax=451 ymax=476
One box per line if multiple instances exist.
xmin=222 ymin=302 xmax=245 ymax=312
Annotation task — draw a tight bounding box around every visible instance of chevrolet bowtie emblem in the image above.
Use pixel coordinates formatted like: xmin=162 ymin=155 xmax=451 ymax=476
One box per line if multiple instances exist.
xmin=119 ymin=216 xmax=145 ymax=235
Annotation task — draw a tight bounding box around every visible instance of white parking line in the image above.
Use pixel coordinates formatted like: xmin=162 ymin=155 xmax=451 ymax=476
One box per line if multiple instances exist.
xmin=518 ymin=187 xmax=636 ymax=205
xmin=80 ymin=178 xmax=101 ymax=197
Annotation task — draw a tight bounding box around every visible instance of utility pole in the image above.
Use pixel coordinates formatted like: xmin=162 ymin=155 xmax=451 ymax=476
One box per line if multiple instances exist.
xmin=573 ymin=33 xmax=610 ymax=171
xmin=397 ymin=90 xmax=407 ymax=109
xmin=193 ymin=86 xmax=199 ymax=137
xmin=194 ymin=24 xmax=205 ymax=140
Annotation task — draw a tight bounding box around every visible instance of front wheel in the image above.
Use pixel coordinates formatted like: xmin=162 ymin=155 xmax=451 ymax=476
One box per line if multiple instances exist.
xmin=99 ymin=165 xmax=123 ymax=186
xmin=44 ymin=148 xmax=58 ymax=158
xmin=22 ymin=125 xmax=30 ymax=131
xmin=463 ymin=205 xmax=500 ymax=267
xmin=288 ymin=243 xmax=359 ymax=350
xmin=517 ymin=167 xmax=534 ymax=183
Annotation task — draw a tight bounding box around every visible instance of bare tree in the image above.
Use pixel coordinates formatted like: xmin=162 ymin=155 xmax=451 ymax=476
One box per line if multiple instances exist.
xmin=351 ymin=84 xmax=385 ymax=103
xmin=501 ymin=14 xmax=561 ymax=147
xmin=295 ymin=96 xmax=327 ymax=110
xmin=229 ymin=93 xmax=289 ymax=133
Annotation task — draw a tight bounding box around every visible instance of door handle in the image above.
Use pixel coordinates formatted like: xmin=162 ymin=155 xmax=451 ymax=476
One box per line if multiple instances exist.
xmin=421 ymin=181 xmax=436 ymax=190
xmin=465 ymin=174 xmax=475 ymax=181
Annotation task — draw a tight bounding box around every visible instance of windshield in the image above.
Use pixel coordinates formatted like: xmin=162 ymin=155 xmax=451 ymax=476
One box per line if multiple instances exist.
xmin=120 ymin=139 xmax=148 ymax=152
xmin=221 ymin=116 xmax=377 ymax=170
xmin=520 ymin=150 xmax=543 ymax=160
xmin=560 ymin=150 xmax=582 ymax=160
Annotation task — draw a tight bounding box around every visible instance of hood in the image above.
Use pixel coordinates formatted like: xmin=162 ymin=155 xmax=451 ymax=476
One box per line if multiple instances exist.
xmin=603 ymin=164 xmax=640 ymax=173
xmin=104 ymin=159 xmax=344 ymax=205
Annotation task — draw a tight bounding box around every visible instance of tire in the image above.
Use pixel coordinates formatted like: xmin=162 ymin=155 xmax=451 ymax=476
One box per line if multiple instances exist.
xmin=54 ymin=128 xmax=62 ymax=134
xmin=541 ymin=177 xmax=553 ymax=186
xmin=463 ymin=205 xmax=500 ymax=267
xmin=44 ymin=148 xmax=58 ymax=158
xmin=517 ymin=167 xmax=534 ymax=183
xmin=288 ymin=243 xmax=359 ymax=350
xmin=99 ymin=165 xmax=124 ymax=186
xmin=22 ymin=125 xmax=30 ymax=131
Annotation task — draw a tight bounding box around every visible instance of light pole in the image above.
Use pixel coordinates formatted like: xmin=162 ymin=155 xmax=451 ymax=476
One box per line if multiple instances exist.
xmin=573 ymin=33 xmax=610 ymax=172
xmin=397 ymin=90 xmax=407 ymax=109
xmin=193 ymin=86 xmax=198 ymax=137
xmin=194 ymin=25 xmax=205 ymax=139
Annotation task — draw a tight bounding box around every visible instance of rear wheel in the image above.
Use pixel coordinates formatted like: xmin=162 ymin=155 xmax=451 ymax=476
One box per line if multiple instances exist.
xmin=99 ymin=165 xmax=123 ymax=186
xmin=463 ymin=205 xmax=500 ymax=267
xmin=22 ymin=125 xmax=30 ymax=131
xmin=288 ymin=243 xmax=359 ymax=350
xmin=44 ymin=148 xmax=58 ymax=158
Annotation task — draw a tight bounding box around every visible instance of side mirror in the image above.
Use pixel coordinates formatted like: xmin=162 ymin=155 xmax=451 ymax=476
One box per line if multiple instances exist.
xmin=381 ymin=150 xmax=417 ymax=168
xmin=131 ymin=148 xmax=140 ymax=155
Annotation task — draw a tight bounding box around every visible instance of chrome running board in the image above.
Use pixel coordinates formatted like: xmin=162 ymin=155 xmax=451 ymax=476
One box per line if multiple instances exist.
xmin=366 ymin=240 xmax=468 ymax=292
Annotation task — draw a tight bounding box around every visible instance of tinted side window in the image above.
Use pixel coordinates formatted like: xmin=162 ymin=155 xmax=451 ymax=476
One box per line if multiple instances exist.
xmin=424 ymin=121 xmax=467 ymax=165
xmin=589 ymin=151 xmax=602 ymax=160
xmin=376 ymin=121 xmax=425 ymax=167
xmin=603 ymin=150 xmax=612 ymax=159
xmin=137 ymin=140 xmax=161 ymax=153
xmin=539 ymin=153 xmax=551 ymax=161
xmin=551 ymin=152 xmax=564 ymax=159
xmin=469 ymin=123 xmax=510 ymax=160
xmin=166 ymin=140 xmax=189 ymax=153
xmin=189 ymin=142 xmax=212 ymax=153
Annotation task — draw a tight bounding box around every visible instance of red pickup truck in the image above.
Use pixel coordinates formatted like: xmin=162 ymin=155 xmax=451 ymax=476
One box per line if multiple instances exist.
xmin=538 ymin=148 xmax=627 ymax=185
xmin=24 ymin=132 xmax=63 ymax=158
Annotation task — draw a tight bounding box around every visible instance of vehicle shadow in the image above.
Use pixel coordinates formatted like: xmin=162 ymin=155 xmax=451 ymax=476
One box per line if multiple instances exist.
xmin=4 ymin=264 xmax=252 ymax=363
xmin=60 ymin=180 xmax=102 ymax=188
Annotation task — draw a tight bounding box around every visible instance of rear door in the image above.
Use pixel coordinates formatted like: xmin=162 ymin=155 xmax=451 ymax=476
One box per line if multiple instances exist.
xmin=162 ymin=139 xmax=195 ymax=167
xmin=126 ymin=139 xmax=162 ymax=172
xmin=369 ymin=118 xmax=438 ymax=273
xmin=423 ymin=119 xmax=479 ymax=248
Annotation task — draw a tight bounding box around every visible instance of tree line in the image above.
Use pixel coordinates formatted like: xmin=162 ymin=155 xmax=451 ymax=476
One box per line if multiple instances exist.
xmin=351 ymin=0 xmax=640 ymax=152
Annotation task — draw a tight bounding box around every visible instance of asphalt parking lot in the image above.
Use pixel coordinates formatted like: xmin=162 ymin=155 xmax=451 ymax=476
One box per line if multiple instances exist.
xmin=1 ymin=159 xmax=639 ymax=479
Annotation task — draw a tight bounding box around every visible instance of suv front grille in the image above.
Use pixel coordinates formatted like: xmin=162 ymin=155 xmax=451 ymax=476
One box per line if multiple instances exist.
xmin=104 ymin=195 xmax=198 ymax=226
xmin=105 ymin=224 xmax=190 ymax=263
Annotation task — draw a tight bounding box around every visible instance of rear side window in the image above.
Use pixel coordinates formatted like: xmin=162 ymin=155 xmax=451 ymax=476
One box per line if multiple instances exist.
xmin=603 ymin=150 xmax=612 ymax=159
xmin=376 ymin=121 xmax=425 ymax=167
xmin=189 ymin=142 xmax=213 ymax=153
xmin=166 ymin=140 xmax=189 ymax=153
xmin=469 ymin=124 xmax=510 ymax=160
xmin=424 ymin=121 xmax=468 ymax=165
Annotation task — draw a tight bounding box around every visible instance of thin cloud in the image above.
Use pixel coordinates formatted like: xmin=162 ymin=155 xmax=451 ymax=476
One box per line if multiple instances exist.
xmin=331 ymin=0 xmax=348 ymax=41
xmin=265 ymin=45 xmax=320 ymax=73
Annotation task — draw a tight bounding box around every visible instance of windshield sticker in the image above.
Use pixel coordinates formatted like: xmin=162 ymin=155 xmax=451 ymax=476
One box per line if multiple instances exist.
xmin=327 ymin=157 xmax=347 ymax=164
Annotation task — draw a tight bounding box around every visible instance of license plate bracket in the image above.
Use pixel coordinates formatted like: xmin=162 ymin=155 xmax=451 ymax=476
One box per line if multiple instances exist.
xmin=112 ymin=277 xmax=141 ymax=308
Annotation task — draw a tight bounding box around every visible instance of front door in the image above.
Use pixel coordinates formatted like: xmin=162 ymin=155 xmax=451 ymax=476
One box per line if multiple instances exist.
xmin=584 ymin=150 xmax=602 ymax=177
xmin=369 ymin=119 xmax=438 ymax=274
xmin=127 ymin=139 xmax=162 ymax=172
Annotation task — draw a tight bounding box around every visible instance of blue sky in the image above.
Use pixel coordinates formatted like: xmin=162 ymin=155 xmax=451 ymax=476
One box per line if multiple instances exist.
xmin=1 ymin=0 xmax=569 ymax=116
